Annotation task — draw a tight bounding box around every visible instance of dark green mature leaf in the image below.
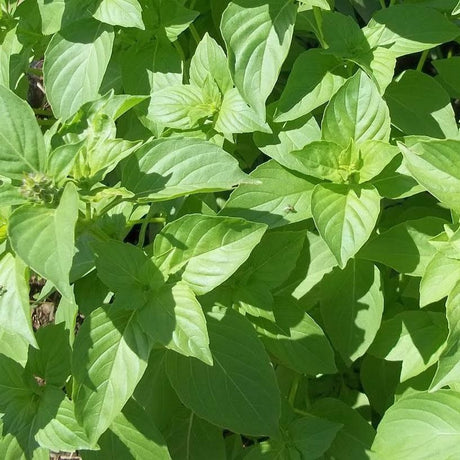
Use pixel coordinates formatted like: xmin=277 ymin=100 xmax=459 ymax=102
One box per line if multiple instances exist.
xmin=433 ymin=57 xmax=460 ymax=99
xmin=166 ymin=309 xmax=281 ymax=437
xmin=0 ymin=85 xmax=46 ymax=180
xmin=369 ymin=311 xmax=448 ymax=382
xmin=385 ymin=70 xmax=458 ymax=138
xmin=72 ymin=306 xmax=150 ymax=445
xmin=254 ymin=299 xmax=337 ymax=375
xmin=44 ymin=19 xmax=114 ymax=119
xmin=311 ymin=183 xmax=380 ymax=268
xmin=399 ymin=140 xmax=460 ymax=213
xmin=221 ymin=0 xmax=297 ymax=117
xmin=9 ymin=182 xmax=79 ymax=300
xmin=359 ymin=217 xmax=447 ymax=276
xmin=94 ymin=240 xmax=164 ymax=301
xmin=360 ymin=355 xmax=401 ymax=415
xmin=364 ymin=4 xmax=460 ymax=57
xmin=121 ymin=137 xmax=254 ymax=201
xmin=311 ymin=398 xmax=375 ymax=460
xmin=274 ymin=49 xmax=347 ymax=122
xmin=322 ymin=70 xmax=391 ymax=148
xmin=321 ymin=260 xmax=384 ymax=364
xmin=138 ymin=282 xmax=212 ymax=364
xmin=372 ymin=391 xmax=460 ymax=460
xmin=166 ymin=409 xmax=226 ymax=460
xmin=25 ymin=324 xmax=71 ymax=387
xmin=222 ymin=160 xmax=317 ymax=228
xmin=154 ymin=215 xmax=267 ymax=295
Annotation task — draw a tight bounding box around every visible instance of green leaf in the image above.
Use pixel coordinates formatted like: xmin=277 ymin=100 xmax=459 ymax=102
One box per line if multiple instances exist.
xmin=93 ymin=0 xmax=144 ymax=29
xmin=149 ymin=0 xmax=199 ymax=42
xmin=35 ymin=396 xmax=93 ymax=452
xmin=359 ymin=217 xmax=447 ymax=276
xmin=236 ymin=230 xmax=306 ymax=290
xmin=430 ymin=282 xmax=460 ymax=391
xmin=288 ymin=414 xmax=342 ymax=458
xmin=215 ymin=88 xmax=271 ymax=134
xmin=291 ymin=231 xmax=337 ymax=299
xmin=358 ymin=140 xmax=399 ymax=183
xmin=372 ymin=390 xmax=460 ymax=460
xmin=44 ymin=19 xmax=114 ymax=120
xmin=320 ymin=260 xmax=384 ymax=364
xmin=0 ymin=85 xmax=46 ymax=180
xmin=154 ymin=215 xmax=266 ymax=295
xmin=166 ymin=410 xmax=226 ymax=460
xmin=311 ymin=183 xmax=380 ymax=268
xmin=221 ymin=0 xmax=297 ymax=117
xmin=9 ymin=182 xmax=79 ymax=299
xmin=254 ymin=299 xmax=337 ymax=375
xmin=25 ymin=324 xmax=71 ymax=387
xmin=72 ymin=306 xmax=150 ymax=445
xmin=108 ymin=399 xmax=171 ymax=460
xmin=147 ymin=84 xmax=215 ymax=130
xmin=433 ymin=57 xmax=460 ymax=99
xmin=311 ymin=398 xmax=375 ymax=460
xmin=166 ymin=309 xmax=281 ymax=436
xmin=0 ymin=25 xmax=30 ymax=90
xmin=369 ymin=311 xmax=448 ymax=382
xmin=288 ymin=140 xmax=354 ymax=182
xmin=399 ymin=139 xmax=460 ymax=213
xmin=189 ymin=32 xmax=233 ymax=94
xmin=364 ymin=5 xmax=460 ymax=57
xmin=94 ymin=240 xmax=164 ymax=299
xmin=138 ymin=282 xmax=212 ymax=364
xmin=0 ymin=252 xmax=36 ymax=346
xmin=420 ymin=252 xmax=460 ymax=307
xmin=360 ymin=355 xmax=401 ymax=415
xmin=254 ymin=114 xmax=321 ymax=168
xmin=274 ymin=49 xmax=347 ymax=122
xmin=385 ymin=70 xmax=458 ymax=139
xmin=121 ymin=137 xmax=253 ymax=201
xmin=322 ymin=70 xmax=391 ymax=148
xmin=222 ymin=160 xmax=317 ymax=228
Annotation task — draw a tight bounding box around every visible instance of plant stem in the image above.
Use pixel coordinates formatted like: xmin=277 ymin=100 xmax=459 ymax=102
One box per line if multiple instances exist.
xmin=173 ymin=39 xmax=186 ymax=62
xmin=138 ymin=205 xmax=156 ymax=248
xmin=190 ymin=23 xmax=201 ymax=45
xmin=312 ymin=7 xmax=327 ymax=49
xmin=97 ymin=196 xmax=124 ymax=217
xmin=378 ymin=0 xmax=386 ymax=8
xmin=416 ymin=49 xmax=429 ymax=72
xmin=85 ymin=202 xmax=92 ymax=220
xmin=288 ymin=373 xmax=301 ymax=407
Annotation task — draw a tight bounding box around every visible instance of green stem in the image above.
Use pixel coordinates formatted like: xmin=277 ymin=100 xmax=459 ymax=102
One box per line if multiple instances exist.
xmin=85 ymin=202 xmax=92 ymax=221
xmin=128 ymin=217 xmax=166 ymax=225
xmin=416 ymin=49 xmax=429 ymax=72
xmin=138 ymin=205 xmax=156 ymax=248
xmin=288 ymin=373 xmax=301 ymax=407
xmin=378 ymin=0 xmax=386 ymax=8
xmin=37 ymin=118 xmax=55 ymax=127
xmin=34 ymin=108 xmax=53 ymax=117
xmin=173 ymin=39 xmax=186 ymax=62
xmin=189 ymin=23 xmax=201 ymax=45
xmin=97 ymin=196 xmax=124 ymax=217
xmin=312 ymin=7 xmax=327 ymax=49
